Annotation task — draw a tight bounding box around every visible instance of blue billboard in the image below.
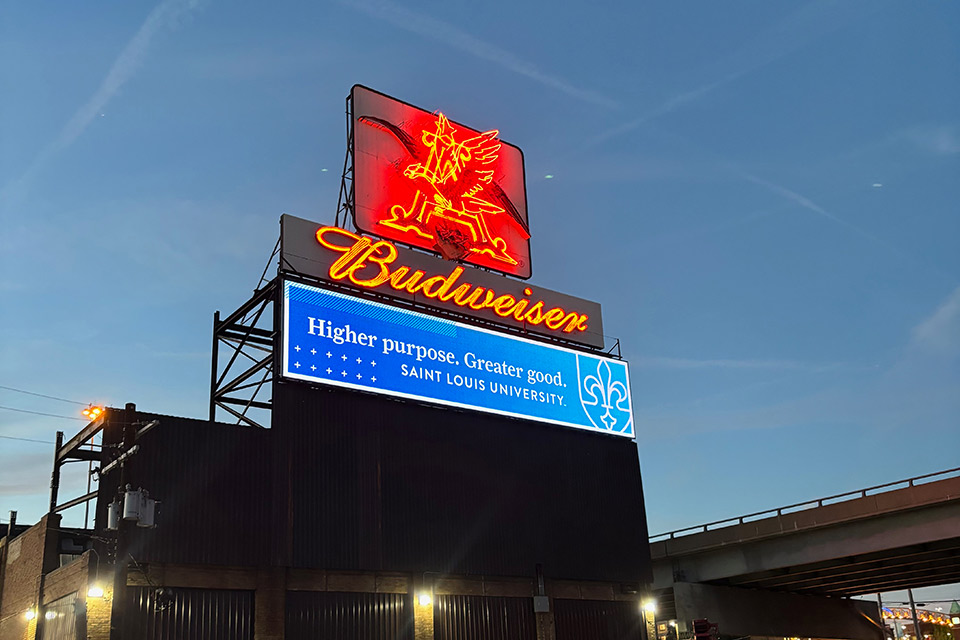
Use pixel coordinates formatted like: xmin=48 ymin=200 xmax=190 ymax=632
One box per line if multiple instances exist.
xmin=282 ymin=280 xmax=634 ymax=439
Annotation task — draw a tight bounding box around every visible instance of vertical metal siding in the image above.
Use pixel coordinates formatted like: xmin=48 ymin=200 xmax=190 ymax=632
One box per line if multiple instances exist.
xmin=97 ymin=412 xmax=272 ymax=567
xmin=39 ymin=593 xmax=78 ymax=640
xmin=285 ymin=591 xmax=413 ymax=640
xmin=554 ymin=599 xmax=644 ymax=640
xmin=274 ymin=382 xmax=651 ymax=581
xmin=434 ymin=595 xmax=537 ymax=640
xmin=123 ymin=586 xmax=253 ymax=640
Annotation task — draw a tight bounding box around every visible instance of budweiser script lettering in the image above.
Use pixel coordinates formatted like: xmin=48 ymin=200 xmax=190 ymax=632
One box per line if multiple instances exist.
xmin=315 ymin=227 xmax=589 ymax=335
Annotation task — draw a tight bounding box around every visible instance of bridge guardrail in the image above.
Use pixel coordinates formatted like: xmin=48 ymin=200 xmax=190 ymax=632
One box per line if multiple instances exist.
xmin=649 ymin=466 xmax=960 ymax=542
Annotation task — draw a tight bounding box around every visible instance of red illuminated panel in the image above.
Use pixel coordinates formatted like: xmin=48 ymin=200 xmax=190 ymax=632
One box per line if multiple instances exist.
xmin=351 ymin=85 xmax=531 ymax=279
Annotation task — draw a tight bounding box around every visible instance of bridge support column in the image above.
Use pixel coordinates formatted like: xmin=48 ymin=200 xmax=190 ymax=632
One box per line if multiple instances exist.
xmin=673 ymin=582 xmax=883 ymax=640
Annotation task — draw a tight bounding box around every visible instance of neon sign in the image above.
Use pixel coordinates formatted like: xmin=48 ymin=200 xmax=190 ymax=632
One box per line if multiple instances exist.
xmin=316 ymin=227 xmax=587 ymax=335
xmin=351 ymin=85 xmax=531 ymax=278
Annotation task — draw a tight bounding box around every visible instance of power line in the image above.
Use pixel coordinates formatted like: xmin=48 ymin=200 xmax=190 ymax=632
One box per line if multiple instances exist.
xmin=0 ymin=405 xmax=86 ymax=421
xmin=0 ymin=434 xmax=56 ymax=444
xmin=0 ymin=384 xmax=88 ymax=406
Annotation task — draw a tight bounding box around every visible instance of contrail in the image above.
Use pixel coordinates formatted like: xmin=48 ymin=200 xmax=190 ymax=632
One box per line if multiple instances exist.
xmin=588 ymin=0 xmax=868 ymax=146
xmin=1 ymin=0 xmax=203 ymax=204
xmin=340 ymin=0 xmax=619 ymax=110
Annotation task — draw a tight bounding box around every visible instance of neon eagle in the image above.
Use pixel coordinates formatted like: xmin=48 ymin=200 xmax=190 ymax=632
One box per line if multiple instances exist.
xmin=358 ymin=112 xmax=530 ymax=265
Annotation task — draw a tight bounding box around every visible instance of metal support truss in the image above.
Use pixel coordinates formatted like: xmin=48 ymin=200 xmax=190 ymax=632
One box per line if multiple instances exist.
xmin=209 ymin=279 xmax=278 ymax=429
xmin=335 ymin=90 xmax=355 ymax=230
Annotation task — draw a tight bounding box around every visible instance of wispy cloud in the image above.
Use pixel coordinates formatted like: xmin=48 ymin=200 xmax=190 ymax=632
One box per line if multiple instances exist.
xmin=738 ymin=170 xmax=955 ymax=283
xmin=911 ymin=285 xmax=960 ymax=356
xmin=638 ymin=355 xmax=845 ymax=372
xmin=899 ymin=124 xmax=960 ymax=156
xmin=0 ymin=0 xmax=203 ymax=204
xmin=637 ymin=287 xmax=960 ymax=442
xmin=589 ymin=0 xmax=867 ymax=145
xmin=339 ymin=0 xmax=619 ymax=110
xmin=738 ymin=172 xmax=877 ymax=239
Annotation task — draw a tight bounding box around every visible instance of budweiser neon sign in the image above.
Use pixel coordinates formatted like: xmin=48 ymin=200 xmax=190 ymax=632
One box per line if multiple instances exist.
xmin=351 ymin=85 xmax=531 ymax=278
xmin=315 ymin=227 xmax=588 ymax=336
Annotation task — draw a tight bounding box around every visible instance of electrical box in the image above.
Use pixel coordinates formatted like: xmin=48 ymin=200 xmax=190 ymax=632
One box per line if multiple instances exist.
xmin=107 ymin=500 xmax=120 ymax=530
xmin=123 ymin=489 xmax=141 ymax=521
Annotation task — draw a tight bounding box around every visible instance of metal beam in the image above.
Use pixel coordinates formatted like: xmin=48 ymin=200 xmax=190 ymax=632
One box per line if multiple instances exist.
xmin=216 ymin=354 xmax=272 ymax=396
xmin=216 ymin=397 xmax=273 ymax=411
xmin=221 ymin=324 xmax=274 ymax=339
xmin=54 ymin=490 xmax=98 ymax=513
xmin=57 ymin=415 xmax=105 ymax=462
xmin=214 ymin=401 xmax=266 ymax=429
xmin=219 ymin=282 xmax=277 ymax=329
xmin=62 ymin=449 xmax=100 ymax=463
xmin=727 ymin=539 xmax=960 ymax=590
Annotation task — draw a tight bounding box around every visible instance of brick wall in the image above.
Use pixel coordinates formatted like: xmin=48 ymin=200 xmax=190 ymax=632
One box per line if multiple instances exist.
xmin=0 ymin=514 xmax=59 ymax=640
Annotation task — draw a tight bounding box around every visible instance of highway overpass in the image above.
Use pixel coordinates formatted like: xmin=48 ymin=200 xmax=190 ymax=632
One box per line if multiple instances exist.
xmin=648 ymin=467 xmax=960 ymax=639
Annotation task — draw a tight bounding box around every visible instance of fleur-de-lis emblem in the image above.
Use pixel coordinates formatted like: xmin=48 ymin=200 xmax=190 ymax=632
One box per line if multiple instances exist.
xmin=580 ymin=360 xmax=630 ymax=430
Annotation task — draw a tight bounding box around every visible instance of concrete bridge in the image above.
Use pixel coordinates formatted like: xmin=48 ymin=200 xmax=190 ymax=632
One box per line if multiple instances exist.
xmin=648 ymin=468 xmax=960 ymax=639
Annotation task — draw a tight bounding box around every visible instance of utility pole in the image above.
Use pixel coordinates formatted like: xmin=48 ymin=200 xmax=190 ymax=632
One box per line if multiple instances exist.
xmin=109 ymin=403 xmax=138 ymax=640
xmin=0 ymin=511 xmax=17 ymax=614
xmin=908 ymin=589 xmax=921 ymax=640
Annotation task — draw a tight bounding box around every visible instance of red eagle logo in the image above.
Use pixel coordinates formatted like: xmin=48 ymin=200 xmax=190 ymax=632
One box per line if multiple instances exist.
xmin=358 ymin=113 xmax=530 ymax=264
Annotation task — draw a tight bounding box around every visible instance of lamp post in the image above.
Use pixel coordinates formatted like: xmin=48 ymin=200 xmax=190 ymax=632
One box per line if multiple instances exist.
xmin=641 ymin=600 xmax=656 ymax=640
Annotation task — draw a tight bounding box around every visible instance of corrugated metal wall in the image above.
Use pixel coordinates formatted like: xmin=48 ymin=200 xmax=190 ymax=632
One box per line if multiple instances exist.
xmin=434 ymin=595 xmax=537 ymax=640
xmin=273 ymin=382 xmax=651 ymax=582
xmin=39 ymin=593 xmax=78 ymax=640
xmin=93 ymin=385 xmax=650 ymax=583
xmin=553 ymin=599 xmax=644 ymax=640
xmin=122 ymin=586 xmax=253 ymax=640
xmin=285 ymin=591 xmax=413 ymax=640
xmin=96 ymin=412 xmax=272 ymax=567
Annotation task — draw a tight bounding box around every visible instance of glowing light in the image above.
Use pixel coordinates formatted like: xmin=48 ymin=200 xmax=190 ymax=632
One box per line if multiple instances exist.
xmin=544 ymin=174 xmax=554 ymax=179
xmin=87 ymin=586 xmax=105 ymax=598
xmin=643 ymin=600 xmax=656 ymax=614
xmin=45 ymin=611 xmax=56 ymax=620
xmin=418 ymin=593 xmax=432 ymax=606
xmin=353 ymin=87 xmax=531 ymax=278
xmin=24 ymin=609 xmax=36 ymax=621
xmin=315 ymin=226 xmax=589 ymax=336
xmin=368 ymin=112 xmax=525 ymax=268
xmin=82 ymin=406 xmax=104 ymax=420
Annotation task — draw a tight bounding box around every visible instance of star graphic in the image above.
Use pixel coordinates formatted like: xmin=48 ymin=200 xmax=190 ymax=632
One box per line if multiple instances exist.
xmin=294 ymin=345 xmax=301 ymax=352
xmin=371 ymin=376 xmax=377 ymax=383
xmin=294 ymin=362 xmax=301 ymax=368
xmin=356 ymin=373 xmax=362 ymax=380
xmin=310 ymin=365 xmax=316 ymax=371
xmin=370 ymin=360 xmax=377 ymax=367
xmin=341 ymin=354 xmax=348 ymax=361
xmin=326 ymin=367 xmax=332 ymax=374
xmin=310 ymin=348 xmax=317 ymax=355
xmin=326 ymin=351 xmax=332 ymax=358
xmin=356 ymin=357 xmax=362 ymax=364
xmin=341 ymin=370 xmax=347 ymax=377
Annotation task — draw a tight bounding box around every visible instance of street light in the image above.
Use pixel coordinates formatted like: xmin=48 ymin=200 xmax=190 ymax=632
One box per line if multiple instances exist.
xmin=82 ymin=406 xmax=104 ymax=420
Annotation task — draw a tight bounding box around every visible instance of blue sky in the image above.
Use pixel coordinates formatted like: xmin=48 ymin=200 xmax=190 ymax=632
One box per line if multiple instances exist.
xmin=1 ymin=0 xmax=958 ymax=601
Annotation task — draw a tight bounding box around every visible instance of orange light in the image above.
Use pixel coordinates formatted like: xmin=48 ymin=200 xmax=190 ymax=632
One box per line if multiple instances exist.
xmin=82 ymin=406 xmax=104 ymax=420
xmin=316 ymin=227 xmax=589 ymax=336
